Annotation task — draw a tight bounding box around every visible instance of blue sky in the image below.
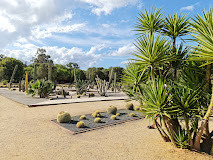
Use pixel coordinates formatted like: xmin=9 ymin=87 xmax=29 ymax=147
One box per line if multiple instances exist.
xmin=0 ymin=0 xmax=212 ymax=70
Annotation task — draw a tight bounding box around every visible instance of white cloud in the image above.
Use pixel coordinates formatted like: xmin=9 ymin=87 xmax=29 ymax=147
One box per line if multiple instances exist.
xmin=111 ymin=44 xmax=135 ymax=57
xmin=180 ymin=2 xmax=199 ymax=11
xmin=32 ymin=23 xmax=86 ymax=39
xmin=1 ymin=43 xmax=102 ymax=68
xmin=80 ymin=0 xmax=139 ymax=16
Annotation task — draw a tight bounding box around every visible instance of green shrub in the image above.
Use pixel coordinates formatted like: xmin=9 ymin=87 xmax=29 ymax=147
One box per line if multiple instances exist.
xmin=110 ymin=115 xmax=117 ymax=120
xmin=57 ymin=111 xmax=71 ymax=123
xmin=82 ymin=93 xmax=86 ymax=96
xmin=11 ymin=88 xmax=16 ymax=91
xmin=129 ymin=113 xmax=136 ymax=117
xmin=126 ymin=103 xmax=134 ymax=110
xmin=49 ymin=98 xmax=53 ymax=100
xmin=80 ymin=115 xmax=86 ymax=120
xmin=116 ymin=113 xmax=120 ymax=116
xmin=107 ymin=105 xmax=117 ymax=115
xmin=76 ymin=121 xmax=85 ymax=128
xmin=92 ymin=111 xmax=101 ymax=117
xmin=94 ymin=118 xmax=101 ymax=123
xmin=77 ymin=95 xmax=81 ymax=98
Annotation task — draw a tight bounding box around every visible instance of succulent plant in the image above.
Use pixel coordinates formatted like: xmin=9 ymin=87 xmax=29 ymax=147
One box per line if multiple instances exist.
xmin=94 ymin=118 xmax=101 ymax=123
xmin=126 ymin=103 xmax=134 ymax=110
xmin=80 ymin=115 xmax=86 ymax=120
xmin=107 ymin=105 xmax=117 ymax=115
xmin=129 ymin=113 xmax=136 ymax=117
xmin=57 ymin=111 xmax=71 ymax=123
xmin=77 ymin=95 xmax=81 ymax=98
xmin=76 ymin=121 xmax=85 ymax=128
xmin=116 ymin=113 xmax=120 ymax=116
xmin=92 ymin=111 xmax=101 ymax=117
xmin=110 ymin=115 xmax=117 ymax=120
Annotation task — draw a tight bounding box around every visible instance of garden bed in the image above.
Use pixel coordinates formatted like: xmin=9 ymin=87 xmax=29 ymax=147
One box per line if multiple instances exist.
xmin=52 ymin=109 xmax=144 ymax=135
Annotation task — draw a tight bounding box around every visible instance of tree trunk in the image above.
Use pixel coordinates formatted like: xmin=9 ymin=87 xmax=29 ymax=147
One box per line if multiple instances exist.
xmin=205 ymin=64 xmax=211 ymax=93
xmin=193 ymin=92 xmax=213 ymax=151
xmin=154 ymin=119 xmax=171 ymax=142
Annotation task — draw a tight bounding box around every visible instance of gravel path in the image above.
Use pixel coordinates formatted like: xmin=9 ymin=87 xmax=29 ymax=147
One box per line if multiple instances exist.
xmin=0 ymin=95 xmax=213 ymax=160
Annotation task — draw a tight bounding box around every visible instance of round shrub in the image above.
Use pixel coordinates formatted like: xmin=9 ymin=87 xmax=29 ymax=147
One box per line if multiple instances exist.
xmin=92 ymin=111 xmax=101 ymax=117
xmin=57 ymin=111 xmax=71 ymax=123
xmin=76 ymin=121 xmax=85 ymax=128
xmin=129 ymin=113 xmax=136 ymax=117
xmin=82 ymin=93 xmax=86 ymax=96
xmin=77 ymin=95 xmax=81 ymax=98
xmin=11 ymin=88 xmax=16 ymax=91
xmin=49 ymin=98 xmax=53 ymax=100
xmin=110 ymin=115 xmax=117 ymax=120
xmin=80 ymin=115 xmax=86 ymax=120
xmin=94 ymin=118 xmax=101 ymax=123
xmin=126 ymin=103 xmax=134 ymax=110
xmin=107 ymin=105 xmax=117 ymax=115
xmin=116 ymin=113 xmax=120 ymax=116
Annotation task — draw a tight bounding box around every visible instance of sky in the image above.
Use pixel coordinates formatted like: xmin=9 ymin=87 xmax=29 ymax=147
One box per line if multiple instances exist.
xmin=0 ymin=0 xmax=212 ymax=70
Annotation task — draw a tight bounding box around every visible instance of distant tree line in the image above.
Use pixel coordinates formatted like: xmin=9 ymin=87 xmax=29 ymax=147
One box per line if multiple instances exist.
xmin=0 ymin=51 xmax=124 ymax=84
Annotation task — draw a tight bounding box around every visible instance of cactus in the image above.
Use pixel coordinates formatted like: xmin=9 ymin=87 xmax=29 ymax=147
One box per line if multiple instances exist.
xmin=107 ymin=105 xmax=117 ymax=115
xmin=25 ymin=72 xmax=29 ymax=93
xmin=110 ymin=115 xmax=117 ymax=120
xmin=126 ymin=103 xmax=134 ymax=110
xmin=114 ymin=72 xmax=117 ymax=93
xmin=116 ymin=113 xmax=120 ymax=116
xmin=76 ymin=121 xmax=85 ymax=128
xmin=92 ymin=111 xmax=101 ymax=117
xmin=129 ymin=113 xmax=136 ymax=117
xmin=18 ymin=81 xmax=21 ymax=92
xmin=95 ymin=76 xmax=109 ymax=96
xmin=80 ymin=115 xmax=86 ymax=120
xmin=94 ymin=118 xmax=101 ymax=123
xmin=57 ymin=111 xmax=71 ymax=123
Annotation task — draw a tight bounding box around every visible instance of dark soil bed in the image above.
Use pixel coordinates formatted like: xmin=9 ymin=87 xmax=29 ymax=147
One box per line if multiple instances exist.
xmin=52 ymin=109 xmax=145 ymax=134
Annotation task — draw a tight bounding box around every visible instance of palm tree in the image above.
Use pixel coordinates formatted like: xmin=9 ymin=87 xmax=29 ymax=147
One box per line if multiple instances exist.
xmin=190 ymin=7 xmax=213 ymax=152
xmin=135 ymin=7 xmax=164 ymax=36
xmin=133 ymin=34 xmax=174 ymax=79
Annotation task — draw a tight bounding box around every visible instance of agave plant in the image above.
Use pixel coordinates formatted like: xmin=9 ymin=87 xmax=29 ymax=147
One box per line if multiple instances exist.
xmin=75 ymin=80 xmax=89 ymax=95
xmin=28 ymin=79 xmax=53 ymax=98
xmin=174 ymin=128 xmax=189 ymax=149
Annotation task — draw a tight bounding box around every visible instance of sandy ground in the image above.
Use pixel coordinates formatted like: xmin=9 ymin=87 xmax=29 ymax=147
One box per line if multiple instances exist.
xmin=0 ymin=95 xmax=213 ymax=160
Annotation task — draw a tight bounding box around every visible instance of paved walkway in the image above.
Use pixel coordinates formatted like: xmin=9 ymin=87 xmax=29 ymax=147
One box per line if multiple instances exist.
xmin=0 ymin=89 xmax=128 ymax=107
